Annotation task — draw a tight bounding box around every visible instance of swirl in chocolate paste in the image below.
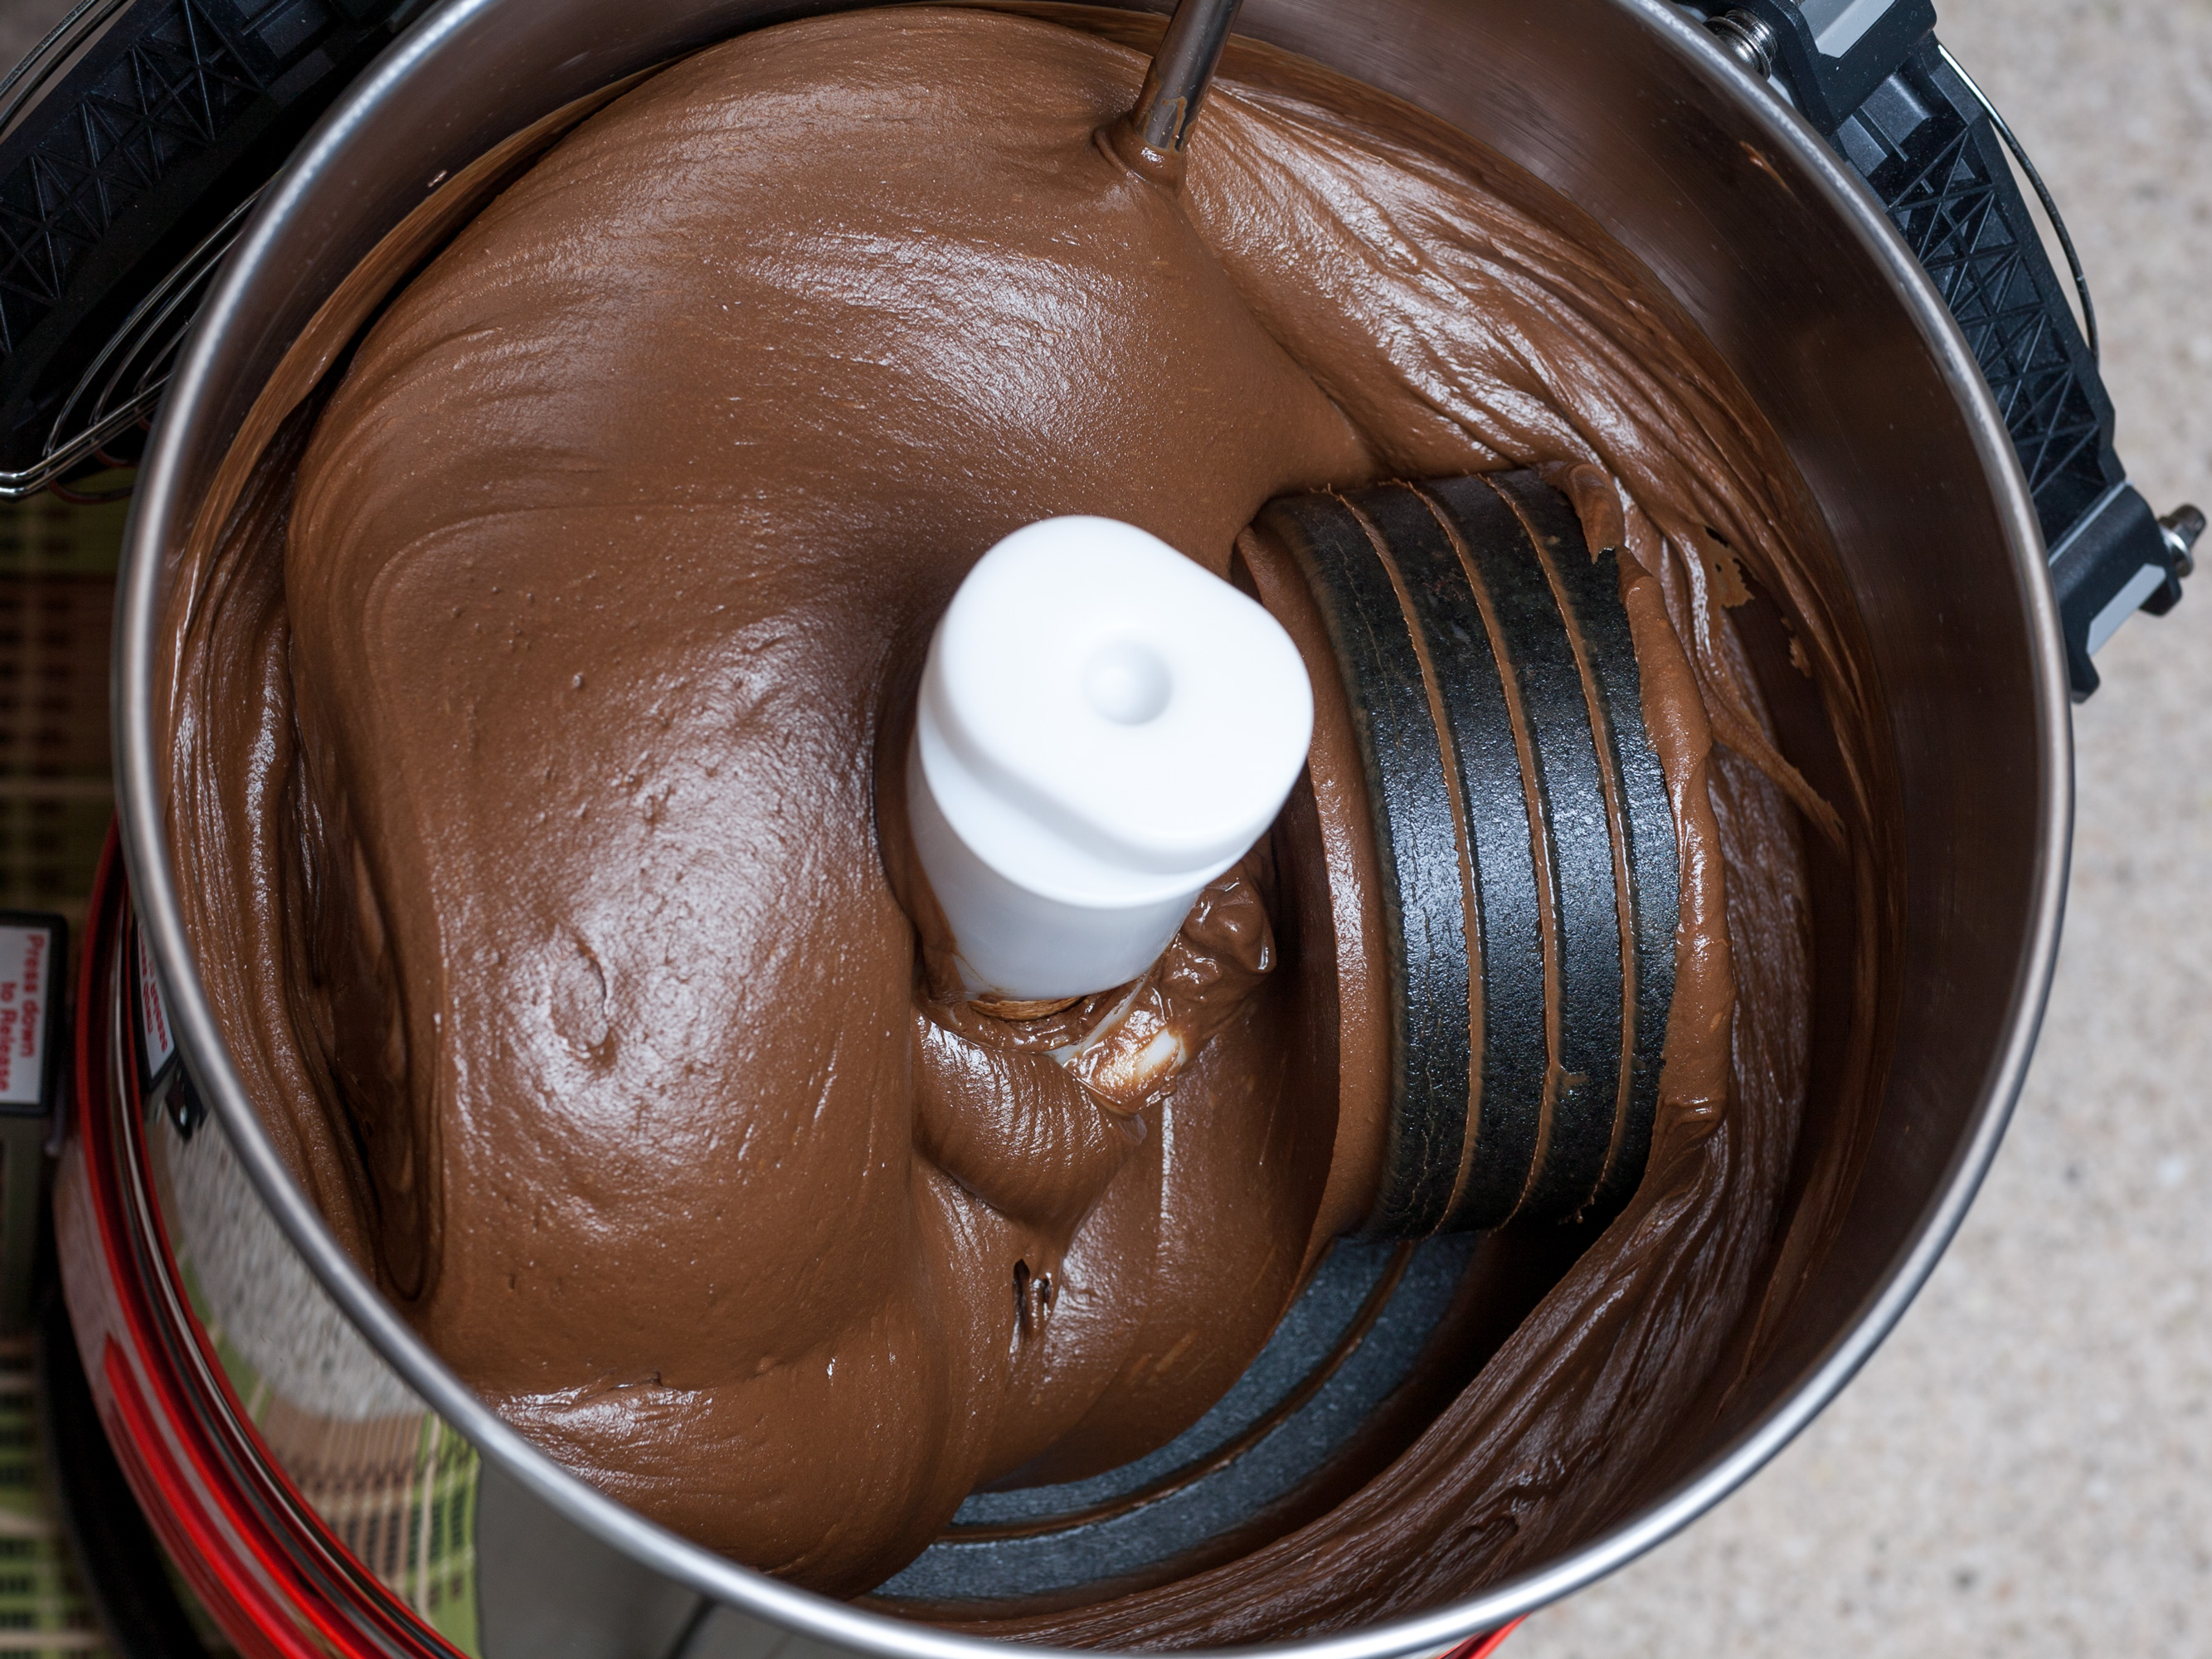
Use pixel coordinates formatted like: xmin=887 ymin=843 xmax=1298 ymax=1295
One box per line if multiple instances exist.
xmin=158 ymin=4 xmax=1889 ymax=1637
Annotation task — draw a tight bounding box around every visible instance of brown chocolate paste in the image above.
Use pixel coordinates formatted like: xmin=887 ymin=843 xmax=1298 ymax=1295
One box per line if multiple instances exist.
xmin=156 ymin=3 xmax=1893 ymax=1638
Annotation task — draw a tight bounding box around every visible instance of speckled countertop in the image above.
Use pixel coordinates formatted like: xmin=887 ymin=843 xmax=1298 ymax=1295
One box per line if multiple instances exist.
xmin=4 ymin=0 xmax=2205 ymax=1653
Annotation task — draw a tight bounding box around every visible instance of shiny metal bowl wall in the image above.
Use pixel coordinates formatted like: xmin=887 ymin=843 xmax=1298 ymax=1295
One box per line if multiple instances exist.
xmin=109 ymin=0 xmax=2069 ymax=1652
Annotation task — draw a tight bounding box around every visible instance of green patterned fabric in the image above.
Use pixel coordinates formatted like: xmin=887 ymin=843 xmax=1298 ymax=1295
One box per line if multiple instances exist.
xmin=410 ymin=1418 xmax=483 ymax=1652
xmin=0 ymin=470 xmax=485 ymax=1655
xmin=0 ymin=471 xmax=130 ymax=929
xmin=0 ymin=1336 xmax=110 ymax=1656
xmin=0 ymin=479 xmax=131 ymax=581
xmin=0 ymin=474 xmax=129 ymax=1657
xmin=177 ymin=1243 xmax=484 ymax=1653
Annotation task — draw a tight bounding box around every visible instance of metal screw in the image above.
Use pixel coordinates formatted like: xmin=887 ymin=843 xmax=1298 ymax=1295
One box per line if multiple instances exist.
xmin=2160 ymin=504 xmax=2205 ymax=580
xmin=1708 ymin=8 xmax=1780 ymax=79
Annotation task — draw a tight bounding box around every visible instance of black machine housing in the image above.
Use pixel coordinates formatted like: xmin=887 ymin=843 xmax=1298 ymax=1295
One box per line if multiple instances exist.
xmin=0 ymin=0 xmax=426 ymax=494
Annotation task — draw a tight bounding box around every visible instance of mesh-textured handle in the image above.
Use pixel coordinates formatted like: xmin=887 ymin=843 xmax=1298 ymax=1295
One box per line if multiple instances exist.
xmin=1715 ymin=0 xmax=2194 ymax=697
xmin=1838 ymin=41 xmax=2197 ymax=697
xmin=0 ymin=0 xmax=421 ymax=483
xmin=1836 ymin=43 xmax=2117 ymax=547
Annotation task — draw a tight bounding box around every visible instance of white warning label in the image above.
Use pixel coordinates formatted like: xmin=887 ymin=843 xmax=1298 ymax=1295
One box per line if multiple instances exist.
xmin=136 ymin=923 xmax=174 ymax=1078
xmin=0 ymin=924 xmax=54 ymax=1107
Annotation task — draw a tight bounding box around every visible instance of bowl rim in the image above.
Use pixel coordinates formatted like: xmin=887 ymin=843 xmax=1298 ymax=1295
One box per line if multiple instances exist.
xmin=109 ymin=0 xmax=2073 ymax=1652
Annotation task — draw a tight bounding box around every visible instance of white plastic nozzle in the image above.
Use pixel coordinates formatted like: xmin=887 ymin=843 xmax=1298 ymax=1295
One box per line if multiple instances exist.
xmin=909 ymin=516 xmax=1314 ymax=1003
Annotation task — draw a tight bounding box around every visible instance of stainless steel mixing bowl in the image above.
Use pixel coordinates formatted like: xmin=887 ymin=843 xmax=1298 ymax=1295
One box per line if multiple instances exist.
xmin=79 ymin=0 xmax=2066 ymax=1652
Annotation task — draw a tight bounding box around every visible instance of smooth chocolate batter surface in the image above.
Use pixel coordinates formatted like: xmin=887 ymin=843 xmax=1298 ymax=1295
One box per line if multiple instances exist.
xmin=159 ymin=5 xmax=1889 ymax=1640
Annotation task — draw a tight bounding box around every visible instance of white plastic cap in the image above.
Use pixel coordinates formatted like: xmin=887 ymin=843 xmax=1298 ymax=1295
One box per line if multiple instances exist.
xmin=909 ymin=516 xmax=1314 ymax=1002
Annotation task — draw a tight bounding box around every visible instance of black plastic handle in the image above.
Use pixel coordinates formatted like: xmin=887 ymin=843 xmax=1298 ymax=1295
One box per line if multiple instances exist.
xmin=0 ymin=0 xmax=424 ymax=489
xmin=1708 ymin=2 xmax=2198 ymax=698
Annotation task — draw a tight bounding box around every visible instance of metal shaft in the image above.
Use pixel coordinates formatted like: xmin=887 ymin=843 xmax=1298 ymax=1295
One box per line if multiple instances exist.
xmin=1125 ymin=0 xmax=1245 ymax=155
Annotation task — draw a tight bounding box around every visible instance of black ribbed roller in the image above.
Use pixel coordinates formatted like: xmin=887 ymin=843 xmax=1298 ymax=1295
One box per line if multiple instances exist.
xmin=1254 ymin=472 xmax=1679 ymax=1236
